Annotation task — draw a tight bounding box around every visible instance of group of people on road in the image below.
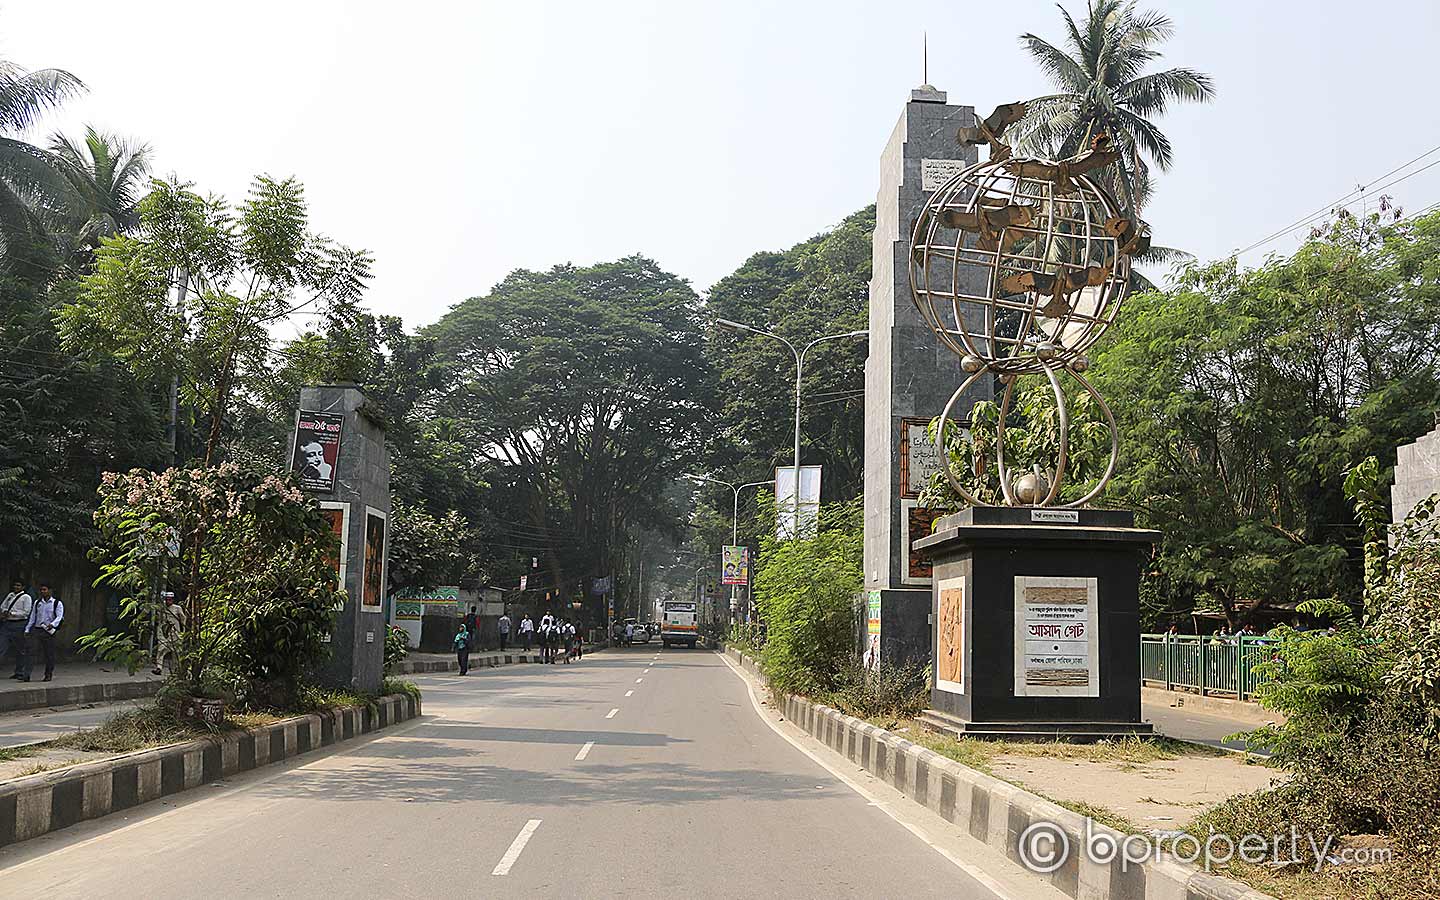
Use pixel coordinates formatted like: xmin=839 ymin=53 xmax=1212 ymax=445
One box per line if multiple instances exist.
xmin=0 ymin=580 xmax=65 ymax=682
xmin=453 ymin=610 xmax=583 ymax=673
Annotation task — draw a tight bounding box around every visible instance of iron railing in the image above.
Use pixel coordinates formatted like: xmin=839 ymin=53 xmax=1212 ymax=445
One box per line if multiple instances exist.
xmin=1139 ymin=633 xmax=1276 ymax=701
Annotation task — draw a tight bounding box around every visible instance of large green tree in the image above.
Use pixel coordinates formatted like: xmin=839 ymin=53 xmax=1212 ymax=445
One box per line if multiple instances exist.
xmin=430 ymin=256 xmax=711 ymax=612
xmin=50 ymin=125 xmax=152 ymax=267
xmin=1093 ymin=208 xmax=1440 ymax=626
xmin=1014 ymin=0 xmax=1214 ymax=216
xmin=0 ymin=57 xmax=85 ymax=278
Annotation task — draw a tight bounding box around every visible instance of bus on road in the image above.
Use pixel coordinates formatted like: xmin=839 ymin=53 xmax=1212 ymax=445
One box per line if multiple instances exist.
xmin=661 ymin=599 xmax=699 ymax=648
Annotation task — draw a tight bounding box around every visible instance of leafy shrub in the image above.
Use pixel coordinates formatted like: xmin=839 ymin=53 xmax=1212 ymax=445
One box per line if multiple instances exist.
xmin=753 ymin=498 xmax=862 ymax=696
xmin=384 ymin=625 xmax=410 ymax=675
xmin=821 ymin=655 xmax=930 ymax=721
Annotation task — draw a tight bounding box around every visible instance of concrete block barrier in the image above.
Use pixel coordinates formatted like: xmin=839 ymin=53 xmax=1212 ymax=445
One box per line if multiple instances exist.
xmin=0 ymin=692 xmax=421 ymax=848
xmin=0 ymin=678 xmax=162 ymax=714
xmin=725 ymin=648 xmax=1275 ymax=900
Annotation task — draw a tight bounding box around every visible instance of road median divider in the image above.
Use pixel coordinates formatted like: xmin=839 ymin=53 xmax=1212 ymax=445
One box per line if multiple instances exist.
xmin=0 ymin=691 xmax=421 ymax=849
xmin=724 ymin=646 xmax=1275 ymax=900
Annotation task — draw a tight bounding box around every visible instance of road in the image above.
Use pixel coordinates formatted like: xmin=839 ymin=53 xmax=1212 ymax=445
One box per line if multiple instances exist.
xmin=0 ymin=646 xmax=1059 ymax=899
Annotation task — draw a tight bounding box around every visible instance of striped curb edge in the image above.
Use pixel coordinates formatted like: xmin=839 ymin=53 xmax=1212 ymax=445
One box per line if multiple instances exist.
xmin=726 ymin=647 xmax=1275 ymax=900
xmin=0 ymin=692 xmax=421 ymax=848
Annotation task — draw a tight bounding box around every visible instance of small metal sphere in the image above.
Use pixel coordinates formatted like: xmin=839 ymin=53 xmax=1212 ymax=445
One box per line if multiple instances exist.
xmin=1069 ymin=355 xmax=1090 ymax=373
xmin=1014 ymin=470 xmax=1051 ymax=506
xmin=1036 ymin=342 xmax=1059 ymax=361
xmin=998 ymin=372 xmax=1018 ymax=385
xmin=961 ymin=355 xmax=985 ymax=374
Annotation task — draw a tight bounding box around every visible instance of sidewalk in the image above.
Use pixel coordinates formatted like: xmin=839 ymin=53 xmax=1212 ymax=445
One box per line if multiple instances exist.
xmin=1142 ymin=694 xmax=1277 ymax=754
xmin=0 ymin=661 xmax=162 ymax=713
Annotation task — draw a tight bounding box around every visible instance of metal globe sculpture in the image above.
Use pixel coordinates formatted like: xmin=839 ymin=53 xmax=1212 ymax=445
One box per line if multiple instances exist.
xmin=908 ymin=102 xmax=1149 ymax=509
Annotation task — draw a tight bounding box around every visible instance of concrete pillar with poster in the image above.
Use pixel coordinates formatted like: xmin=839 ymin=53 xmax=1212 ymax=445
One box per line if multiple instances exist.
xmin=292 ymin=385 xmax=389 ymax=693
xmin=861 ymin=82 xmax=990 ymax=667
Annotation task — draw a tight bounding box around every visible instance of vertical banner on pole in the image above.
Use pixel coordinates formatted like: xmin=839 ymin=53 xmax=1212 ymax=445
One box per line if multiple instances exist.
xmin=774 ymin=465 xmax=822 ymax=539
xmin=721 ymin=546 xmax=748 ymax=585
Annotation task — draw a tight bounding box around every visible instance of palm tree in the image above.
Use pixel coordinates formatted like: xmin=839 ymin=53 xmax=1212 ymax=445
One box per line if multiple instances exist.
xmin=0 ymin=58 xmax=85 ymax=276
xmin=51 ymin=126 xmax=152 ymax=265
xmin=1015 ymin=1 xmax=1214 ymax=218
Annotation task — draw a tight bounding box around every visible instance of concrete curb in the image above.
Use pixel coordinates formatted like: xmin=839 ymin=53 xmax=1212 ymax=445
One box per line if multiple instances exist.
xmin=725 ymin=648 xmax=1276 ymax=900
xmin=398 ymin=652 xmax=542 ymax=674
xmin=0 ymin=692 xmax=421 ymax=848
xmin=0 ymin=678 xmax=162 ymax=714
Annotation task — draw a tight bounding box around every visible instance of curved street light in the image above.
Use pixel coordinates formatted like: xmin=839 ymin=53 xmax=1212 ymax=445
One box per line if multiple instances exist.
xmin=714 ymin=318 xmax=868 ymax=536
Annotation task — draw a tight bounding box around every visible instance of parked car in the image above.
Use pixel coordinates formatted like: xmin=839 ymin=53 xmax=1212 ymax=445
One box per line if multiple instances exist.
xmin=628 ymin=619 xmax=651 ymax=643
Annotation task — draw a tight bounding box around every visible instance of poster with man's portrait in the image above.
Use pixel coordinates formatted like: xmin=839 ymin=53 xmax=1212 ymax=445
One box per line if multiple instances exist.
xmin=361 ymin=509 xmax=386 ymax=613
xmin=292 ymin=411 xmax=344 ymax=492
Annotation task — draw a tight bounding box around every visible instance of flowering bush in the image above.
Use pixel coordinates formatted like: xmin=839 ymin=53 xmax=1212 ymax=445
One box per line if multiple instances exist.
xmin=79 ymin=463 xmax=343 ymax=709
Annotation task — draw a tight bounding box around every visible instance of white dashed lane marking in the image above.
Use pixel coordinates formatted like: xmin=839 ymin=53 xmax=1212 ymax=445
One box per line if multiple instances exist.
xmin=492 ymin=819 xmax=543 ymax=876
xmin=574 ymin=741 xmax=594 ymax=761
xmin=605 ymin=708 xmax=619 ymax=719
xmin=625 ymin=690 xmax=634 ymax=697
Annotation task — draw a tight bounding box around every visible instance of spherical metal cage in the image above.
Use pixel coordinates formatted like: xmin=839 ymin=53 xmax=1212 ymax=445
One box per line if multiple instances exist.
xmin=909 ymin=155 xmax=1132 ymax=375
xmin=907 ymin=151 xmax=1138 ymax=508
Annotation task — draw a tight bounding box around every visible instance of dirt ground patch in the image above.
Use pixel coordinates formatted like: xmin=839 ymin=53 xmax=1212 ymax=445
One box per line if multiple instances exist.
xmin=990 ymin=752 xmax=1281 ymax=830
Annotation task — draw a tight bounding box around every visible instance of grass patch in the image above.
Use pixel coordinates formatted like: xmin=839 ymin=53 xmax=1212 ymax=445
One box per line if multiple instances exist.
xmin=48 ymin=705 xmax=203 ymax=754
xmin=0 ymin=745 xmax=41 ymax=763
xmin=884 ymin=717 xmax=1212 ymax=775
xmin=380 ymin=678 xmax=420 ymax=701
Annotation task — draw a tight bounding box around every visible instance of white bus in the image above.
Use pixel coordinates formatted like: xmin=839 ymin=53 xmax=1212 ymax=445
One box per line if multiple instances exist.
xmin=661 ymin=599 xmax=699 ymax=649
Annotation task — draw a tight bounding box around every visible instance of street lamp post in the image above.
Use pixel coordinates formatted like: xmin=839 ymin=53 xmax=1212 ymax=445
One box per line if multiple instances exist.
xmin=714 ymin=319 xmax=867 ymax=537
xmin=687 ymin=475 xmax=774 ymax=623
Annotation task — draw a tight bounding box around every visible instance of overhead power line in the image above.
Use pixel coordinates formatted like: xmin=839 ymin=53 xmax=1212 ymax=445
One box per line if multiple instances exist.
xmin=1235 ymin=142 xmax=1440 ymax=258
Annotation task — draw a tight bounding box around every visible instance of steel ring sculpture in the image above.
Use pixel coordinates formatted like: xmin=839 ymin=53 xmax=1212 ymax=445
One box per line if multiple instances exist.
xmin=908 ymin=103 xmax=1147 ymax=508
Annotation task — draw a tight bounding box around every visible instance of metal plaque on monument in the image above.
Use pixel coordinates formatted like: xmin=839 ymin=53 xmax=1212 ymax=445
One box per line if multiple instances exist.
xmin=291 ymin=384 xmax=390 ymax=693
xmin=904 ymin=101 xmax=1159 ymax=740
xmin=862 ymin=81 xmax=992 ymax=667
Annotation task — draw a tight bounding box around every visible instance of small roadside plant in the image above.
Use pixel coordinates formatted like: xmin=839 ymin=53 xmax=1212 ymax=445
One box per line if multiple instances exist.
xmin=384 ymin=625 xmax=410 ymax=675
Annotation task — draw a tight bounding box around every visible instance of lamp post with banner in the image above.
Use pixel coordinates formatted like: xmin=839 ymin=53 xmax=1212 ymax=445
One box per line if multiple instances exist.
xmin=686 ymin=475 xmax=772 ymax=624
xmin=713 ymin=319 xmax=867 ymax=538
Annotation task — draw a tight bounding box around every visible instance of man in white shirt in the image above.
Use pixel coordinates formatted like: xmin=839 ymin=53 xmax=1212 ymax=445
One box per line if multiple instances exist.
xmin=1 ymin=580 xmax=32 ymax=680
xmin=497 ymin=612 xmax=512 ymax=651
xmin=519 ymin=614 xmax=534 ymax=651
xmin=25 ymin=583 xmax=63 ymax=682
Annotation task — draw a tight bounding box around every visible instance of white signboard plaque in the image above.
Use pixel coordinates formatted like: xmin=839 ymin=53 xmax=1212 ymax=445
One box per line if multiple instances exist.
xmin=921 ymin=158 xmax=967 ymax=192
xmin=1013 ymin=576 xmax=1100 ymax=697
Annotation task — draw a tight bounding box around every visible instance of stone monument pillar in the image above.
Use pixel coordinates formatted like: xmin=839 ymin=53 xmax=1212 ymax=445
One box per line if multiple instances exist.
xmin=291 ymin=384 xmax=389 ymax=693
xmin=862 ymin=83 xmax=990 ymax=665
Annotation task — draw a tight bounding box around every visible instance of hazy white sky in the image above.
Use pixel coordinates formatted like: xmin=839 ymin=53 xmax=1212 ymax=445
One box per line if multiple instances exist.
xmin=7 ymin=1 xmax=1440 ymax=330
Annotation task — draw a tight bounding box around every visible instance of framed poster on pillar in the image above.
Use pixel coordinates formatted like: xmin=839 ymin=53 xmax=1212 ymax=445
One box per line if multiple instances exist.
xmin=1013 ymin=576 xmax=1100 ymax=698
xmin=317 ymin=501 xmax=350 ymax=610
xmin=935 ymin=575 xmax=966 ymax=694
xmin=361 ymin=506 xmax=387 ymax=614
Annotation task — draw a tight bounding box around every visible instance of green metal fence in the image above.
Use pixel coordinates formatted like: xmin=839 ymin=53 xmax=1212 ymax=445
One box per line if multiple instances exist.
xmin=1139 ymin=634 xmax=1275 ymax=701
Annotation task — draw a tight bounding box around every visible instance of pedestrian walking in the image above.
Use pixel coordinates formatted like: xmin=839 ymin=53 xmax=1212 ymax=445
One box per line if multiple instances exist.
xmin=454 ymin=622 xmax=471 ymax=675
xmin=571 ymin=621 xmax=583 ymax=661
xmin=464 ymin=605 xmax=479 ymax=650
xmin=520 ymin=614 xmax=534 ymax=651
xmin=1 ymin=580 xmax=32 ymax=680
xmin=624 ymin=621 xmax=635 ymax=647
xmin=498 ymin=611 xmax=512 ymax=651
xmin=25 ymin=584 xmax=63 ymax=682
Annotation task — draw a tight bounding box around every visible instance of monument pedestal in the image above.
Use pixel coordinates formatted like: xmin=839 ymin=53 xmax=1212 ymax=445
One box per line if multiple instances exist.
xmin=913 ymin=507 xmax=1158 ymax=742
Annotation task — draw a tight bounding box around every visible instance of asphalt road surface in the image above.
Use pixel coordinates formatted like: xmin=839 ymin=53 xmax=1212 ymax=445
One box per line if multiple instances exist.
xmin=0 ymin=646 xmax=1060 ymax=899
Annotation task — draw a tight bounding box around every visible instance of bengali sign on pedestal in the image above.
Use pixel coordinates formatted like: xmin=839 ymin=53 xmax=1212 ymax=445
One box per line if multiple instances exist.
xmin=1013 ymin=576 xmax=1099 ymax=697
